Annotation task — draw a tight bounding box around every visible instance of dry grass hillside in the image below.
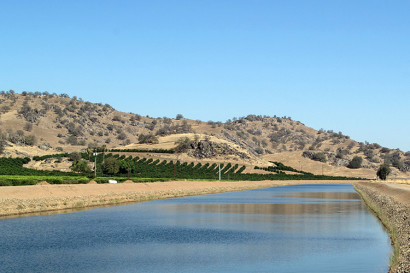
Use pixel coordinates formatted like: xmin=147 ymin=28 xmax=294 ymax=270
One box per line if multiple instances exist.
xmin=1 ymin=90 xmax=409 ymax=179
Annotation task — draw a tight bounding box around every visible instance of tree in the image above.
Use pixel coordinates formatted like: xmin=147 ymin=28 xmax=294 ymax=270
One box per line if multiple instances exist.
xmin=25 ymin=135 xmax=37 ymax=146
xmin=138 ymin=134 xmax=158 ymax=144
xmin=313 ymin=152 xmax=327 ymax=163
xmin=176 ymin=114 xmax=184 ymax=120
xmin=70 ymin=152 xmax=82 ymax=162
xmin=70 ymin=160 xmax=91 ymax=173
xmin=0 ymin=140 xmax=4 ymax=154
xmin=174 ymin=137 xmax=192 ymax=153
xmin=102 ymin=157 xmax=120 ymax=175
xmin=377 ymin=164 xmax=391 ymax=180
xmin=348 ymin=156 xmax=363 ymax=169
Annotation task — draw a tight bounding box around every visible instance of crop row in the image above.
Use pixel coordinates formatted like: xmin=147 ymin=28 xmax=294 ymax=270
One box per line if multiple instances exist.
xmin=100 ymin=154 xmax=244 ymax=179
xmin=0 ymin=157 xmax=79 ymax=177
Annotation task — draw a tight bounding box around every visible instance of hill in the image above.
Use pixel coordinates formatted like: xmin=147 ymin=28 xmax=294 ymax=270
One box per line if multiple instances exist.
xmin=1 ymin=90 xmax=409 ymax=179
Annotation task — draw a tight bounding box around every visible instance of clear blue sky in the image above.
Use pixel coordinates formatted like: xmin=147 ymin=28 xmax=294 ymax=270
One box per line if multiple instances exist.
xmin=1 ymin=1 xmax=409 ymax=151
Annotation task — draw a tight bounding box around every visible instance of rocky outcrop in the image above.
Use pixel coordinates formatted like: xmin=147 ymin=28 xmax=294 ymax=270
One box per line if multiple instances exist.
xmin=189 ymin=140 xmax=249 ymax=159
xmin=354 ymin=182 xmax=410 ymax=273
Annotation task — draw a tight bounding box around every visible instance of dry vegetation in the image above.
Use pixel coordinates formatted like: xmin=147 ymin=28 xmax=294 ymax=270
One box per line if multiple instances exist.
xmin=1 ymin=90 xmax=409 ymax=179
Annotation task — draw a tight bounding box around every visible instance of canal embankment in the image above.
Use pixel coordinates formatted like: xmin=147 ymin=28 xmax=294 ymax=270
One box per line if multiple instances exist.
xmin=354 ymin=182 xmax=410 ymax=273
xmin=0 ymin=180 xmax=357 ymax=218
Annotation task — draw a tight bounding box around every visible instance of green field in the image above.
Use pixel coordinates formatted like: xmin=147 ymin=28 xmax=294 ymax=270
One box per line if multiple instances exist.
xmin=0 ymin=154 xmax=365 ymax=186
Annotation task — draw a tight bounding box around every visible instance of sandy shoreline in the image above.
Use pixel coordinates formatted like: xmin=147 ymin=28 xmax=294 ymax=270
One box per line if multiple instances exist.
xmin=0 ymin=180 xmax=359 ymax=217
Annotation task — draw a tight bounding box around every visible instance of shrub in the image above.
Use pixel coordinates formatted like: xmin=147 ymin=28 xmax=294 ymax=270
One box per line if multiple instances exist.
xmin=392 ymin=159 xmax=406 ymax=172
xmin=117 ymin=132 xmax=127 ymax=140
xmin=24 ymin=122 xmax=33 ymax=132
xmin=380 ymin=147 xmax=390 ymax=153
xmin=347 ymin=156 xmax=363 ymax=169
xmin=261 ymin=140 xmax=268 ymax=148
xmin=176 ymin=114 xmax=184 ymax=120
xmin=67 ymin=122 xmax=82 ymax=136
xmin=312 ymin=152 xmax=327 ymax=162
xmin=112 ymin=115 xmax=123 ymax=122
xmin=145 ymin=123 xmax=155 ymax=131
xmin=138 ymin=134 xmax=158 ymax=144
xmin=66 ymin=136 xmax=78 ymax=145
xmin=25 ymin=135 xmax=37 ymax=146
xmin=377 ymin=164 xmax=391 ymax=180
xmin=174 ymin=137 xmax=192 ymax=153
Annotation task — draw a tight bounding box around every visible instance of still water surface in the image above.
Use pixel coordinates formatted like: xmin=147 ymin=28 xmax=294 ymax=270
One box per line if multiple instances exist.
xmin=0 ymin=184 xmax=390 ymax=272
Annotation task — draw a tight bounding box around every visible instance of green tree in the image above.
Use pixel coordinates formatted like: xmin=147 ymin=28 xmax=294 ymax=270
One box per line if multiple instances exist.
xmin=347 ymin=156 xmax=363 ymax=169
xmin=70 ymin=160 xmax=91 ymax=173
xmin=0 ymin=140 xmax=4 ymax=154
xmin=102 ymin=157 xmax=120 ymax=174
xmin=70 ymin=152 xmax=82 ymax=162
xmin=377 ymin=164 xmax=391 ymax=180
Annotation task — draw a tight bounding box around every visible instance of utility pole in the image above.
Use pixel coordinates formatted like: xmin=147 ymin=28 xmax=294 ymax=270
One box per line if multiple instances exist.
xmin=93 ymin=150 xmax=98 ymax=178
xmin=127 ymin=160 xmax=130 ymax=179
xmin=102 ymin=145 xmax=106 ymax=164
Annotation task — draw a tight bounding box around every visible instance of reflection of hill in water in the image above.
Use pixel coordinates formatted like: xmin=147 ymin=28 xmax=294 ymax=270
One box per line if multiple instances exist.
xmin=273 ymin=192 xmax=359 ymax=200
xmin=169 ymin=192 xmax=363 ymax=216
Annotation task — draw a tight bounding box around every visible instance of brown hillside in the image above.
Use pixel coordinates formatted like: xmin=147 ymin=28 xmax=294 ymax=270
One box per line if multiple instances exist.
xmin=0 ymin=90 xmax=409 ymax=178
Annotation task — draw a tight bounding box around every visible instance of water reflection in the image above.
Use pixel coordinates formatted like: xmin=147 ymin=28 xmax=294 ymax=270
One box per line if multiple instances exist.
xmin=0 ymin=184 xmax=391 ymax=273
xmin=167 ymin=201 xmax=362 ymax=215
xmin=274 ymin=191 xmax=360 ymax=200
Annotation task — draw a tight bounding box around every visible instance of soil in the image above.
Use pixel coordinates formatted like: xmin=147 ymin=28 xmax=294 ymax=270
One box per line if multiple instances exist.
xmin=36 ymin=181 xmax=50 ymax=185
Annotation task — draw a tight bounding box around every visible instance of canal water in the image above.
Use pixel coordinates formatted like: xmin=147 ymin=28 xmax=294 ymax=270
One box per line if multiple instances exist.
xmin=0 ymin=184 xmax=391 ymax=272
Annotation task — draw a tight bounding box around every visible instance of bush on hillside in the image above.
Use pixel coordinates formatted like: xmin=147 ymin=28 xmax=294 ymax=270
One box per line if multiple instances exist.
xmin=174 ymin=137 xmax=193 ymax=153
xmin=138 ymin=134 xmax=158 ymax=144
xmin=347 ymin=156 xmax=363 ymax=169
xmin=302 ymin=151 xmax=327 ymax=163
